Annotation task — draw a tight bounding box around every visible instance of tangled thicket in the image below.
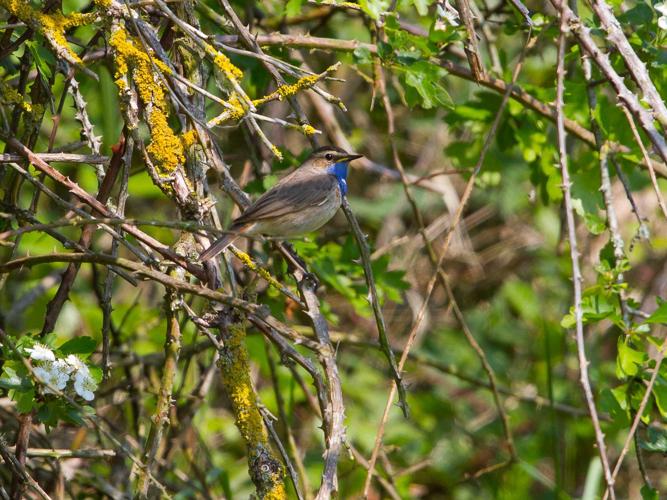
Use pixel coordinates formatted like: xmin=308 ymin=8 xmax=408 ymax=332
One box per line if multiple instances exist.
xmin=2 ymin=0 xmax=667 ymax=498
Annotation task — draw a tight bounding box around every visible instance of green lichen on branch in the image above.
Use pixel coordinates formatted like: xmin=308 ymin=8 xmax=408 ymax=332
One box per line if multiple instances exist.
xmin=109 ymin=28 xmax=184 ymax=177
xmin=0 ymin=0 xmax=96 ymax=64
xmin=218 ymin=321 xmax=286 ymax=500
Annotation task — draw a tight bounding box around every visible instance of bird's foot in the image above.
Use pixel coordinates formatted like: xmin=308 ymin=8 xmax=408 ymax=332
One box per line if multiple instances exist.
xmin=301 ymin=271 xmax=320 ymax=290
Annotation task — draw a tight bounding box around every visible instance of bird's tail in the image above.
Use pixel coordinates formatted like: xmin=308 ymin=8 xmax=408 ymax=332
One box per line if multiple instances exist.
xmin=199 ymin=225 xmax=250 ymax=262
xmin=199 ymin=231 xmax=240 ymax=262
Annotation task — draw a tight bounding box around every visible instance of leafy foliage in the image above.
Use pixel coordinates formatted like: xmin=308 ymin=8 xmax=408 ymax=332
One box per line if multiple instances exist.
xmin=0 ymin=0 xmax=667 ymax=498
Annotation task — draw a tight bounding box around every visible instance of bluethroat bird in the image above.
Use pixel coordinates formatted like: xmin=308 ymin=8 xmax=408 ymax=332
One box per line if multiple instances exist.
xmin=199 ymin=145 xmax=363 ymax=261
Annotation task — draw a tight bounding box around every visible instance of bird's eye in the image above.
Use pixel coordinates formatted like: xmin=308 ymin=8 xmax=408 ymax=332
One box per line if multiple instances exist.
xmin=325 ymin=153 xmax=333 ymax=161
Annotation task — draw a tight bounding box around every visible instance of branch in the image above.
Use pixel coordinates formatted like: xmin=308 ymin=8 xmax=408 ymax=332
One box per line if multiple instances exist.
xmin=554 ymin=9 xmax=615 ymax=498
xmin=588 ymin=0 xmax=667 ymax=130
xmin=341 ymin=198 xmax=409 ymax=417
xmin=216 ymin=315 xmax=287 ymax=498
xmin=2 ymin=136 xmax=206 ymax=281
xmin=214 ymin=33 xmax=667 ymax=177
xmin=551 ymin=0 xmax=667 ymax=171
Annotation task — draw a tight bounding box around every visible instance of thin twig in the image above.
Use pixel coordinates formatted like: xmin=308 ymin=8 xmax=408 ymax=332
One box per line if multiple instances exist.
xmin=619 ymin=105 xmax=667 ymax=219
xmin=0 ymin=435 xmax=51 ymax=500
xmin=603 ymin=334 xmax=667 ymax=499
xmin=341 ymin=199 xmax=409 ymax=417
xmin=215 ymin=33 xmax=667 ymax=177
xmin=554 ymin=9 xmax=616 ymax=498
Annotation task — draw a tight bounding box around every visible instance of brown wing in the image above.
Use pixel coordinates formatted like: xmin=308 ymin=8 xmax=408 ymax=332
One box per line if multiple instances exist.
xmin=233 ymin=171 xmax=337 ymax=227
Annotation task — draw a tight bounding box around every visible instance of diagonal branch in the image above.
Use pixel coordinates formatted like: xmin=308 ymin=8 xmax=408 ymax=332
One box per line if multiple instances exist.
xmin=587 ymin=0 xmax=667 ymax=130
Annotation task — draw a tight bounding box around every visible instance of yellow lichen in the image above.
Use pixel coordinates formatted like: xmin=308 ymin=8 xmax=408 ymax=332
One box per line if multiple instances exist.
xmin=230 ymin=247 xmax=290 ymax=292
xmin=270 ymin=145 xmax=283 ymax=160
xmin=214 ymin=53 xmax=244 ymax=80
xmin=203 ymin=43 xmax=243 ymax=81
xmin=1 ymin=82 xmax=32 ymax=113
xmin=110 ymin=28 xmax=183 ymax=175
xmin=227 ymin=93 xmax=246 ymax=120
xmin=0 ymin=0 xmax=95 ymax=64
xmin=219 ymin=324 xmax=268 ymax=446
xmin=252 ymin=74 xmax=320 ymax=107
xmin=265 ymin=482 xmax=287 ymax=500
xmin=217 ymin=323 xmax=286 ymax=498
xmin=180 ymin=129 xmax=198 ymax=149
xmin=301 ymin=124 xmax=318 ymax=135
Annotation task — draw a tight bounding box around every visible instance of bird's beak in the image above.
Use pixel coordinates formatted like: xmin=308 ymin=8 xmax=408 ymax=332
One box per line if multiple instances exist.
xmin=338 ymin=153 xmax=363 ymax=162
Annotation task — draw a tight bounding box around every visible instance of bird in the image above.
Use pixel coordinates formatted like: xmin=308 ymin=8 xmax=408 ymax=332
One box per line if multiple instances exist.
xmin=199 ymin=145 xmax=363 ymax=261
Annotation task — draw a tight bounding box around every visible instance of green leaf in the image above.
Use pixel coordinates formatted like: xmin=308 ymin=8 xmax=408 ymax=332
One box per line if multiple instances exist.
xmin=640 ymin=485 xmax=659 ymax=500
xmin=359 ymin=0 xmax=391 ymax=19
xmin=353 ymin=46 xmax=373 ymax=65
xmin=616 ymin=339 xmax=645 ymax=378
xmin=59 ymin=336 xmax=97 ymax=356
xmin=285 ymin=0 xmax=304 ymax=17
xmin=412 ymin=0 xmax=432 ymax=16
xmin=401 ymin=61 xmax=452 ymax=109
xmin=639 ymin=426 xmax=667 ymax=453
xmin=645 ymin=300 xmax=667 ymax=324
xmin=618 ymin=3 xmax=653 ymax=26
xmin=89 ymin=365 xmax=103 ymax=384
xmin=26 ymin=40 xmax=54 ymax=80
xmin=16 ymin=388 xmax=36 ymax=413
xmin=583 ymin=212 xmax=606 ymax=235
xmin=0 ymin=366 xmax=31 ymax=391
xmin=599 ymin=387 xmax=630 ymax=426
xmin=652 ymin=377 xmax=667 ymax=418
xmin=561 ymin=292 xmax=618 ymax=328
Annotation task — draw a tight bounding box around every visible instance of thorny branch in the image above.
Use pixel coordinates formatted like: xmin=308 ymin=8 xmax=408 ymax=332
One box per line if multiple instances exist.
xmin=555 ymin=9 xmax=616 ymax=498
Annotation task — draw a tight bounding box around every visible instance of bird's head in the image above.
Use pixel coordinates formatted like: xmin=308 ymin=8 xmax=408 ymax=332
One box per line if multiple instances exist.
xmin=304 ymin=146 xmax=363 ymax=196
xmin=305 ymin=145 xmax=363 ymax=169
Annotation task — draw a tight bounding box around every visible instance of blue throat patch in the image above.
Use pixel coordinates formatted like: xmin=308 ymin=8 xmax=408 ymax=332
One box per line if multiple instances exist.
xmin=327 ymin=162 xmax=349 ymax=196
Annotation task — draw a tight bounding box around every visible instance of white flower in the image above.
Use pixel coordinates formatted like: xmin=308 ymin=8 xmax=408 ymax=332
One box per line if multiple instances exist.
xmin=26 ymin=344 xmax=55 ymax=362
xmin=65 ymin=354 xmax=86 ymax=371
xmin=655 ymin=3 xmax=667 ymax=29
xmin=73 ymin=369 xmax=97 ymax=401
xmin=65 ymin=355 xmax=97 ymax=400
xmin=435 ymin=0 xmax=460 ymax=29
xmin=34 ymin=364 xmax=69 ymax=394
xmin=54 ymin=358 xmax=75 ymax=374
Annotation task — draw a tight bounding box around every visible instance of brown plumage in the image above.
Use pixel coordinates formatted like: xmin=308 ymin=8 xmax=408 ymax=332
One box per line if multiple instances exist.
xmin=199 ymin=146 xmax=362 ymax=261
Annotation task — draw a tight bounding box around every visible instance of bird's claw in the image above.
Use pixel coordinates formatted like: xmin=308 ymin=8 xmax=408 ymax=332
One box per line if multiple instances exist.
xmin=302 ymin=271 xmax=320 ymax=290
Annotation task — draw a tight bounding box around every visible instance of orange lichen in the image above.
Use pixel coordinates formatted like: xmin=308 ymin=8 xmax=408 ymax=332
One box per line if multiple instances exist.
xmin=110 ymin=28 xmax=183 ymax=175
